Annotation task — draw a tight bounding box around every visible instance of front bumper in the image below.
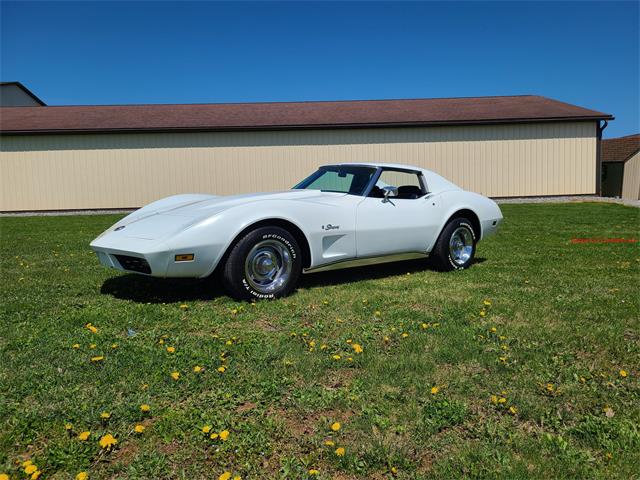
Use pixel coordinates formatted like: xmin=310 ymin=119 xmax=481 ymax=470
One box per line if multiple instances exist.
xmin=91 ymin=235 xmax=220 ymax=278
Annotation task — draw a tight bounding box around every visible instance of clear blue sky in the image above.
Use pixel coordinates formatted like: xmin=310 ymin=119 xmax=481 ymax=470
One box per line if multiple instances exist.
xmin=1 ymin=1 xmax=638 ymax=137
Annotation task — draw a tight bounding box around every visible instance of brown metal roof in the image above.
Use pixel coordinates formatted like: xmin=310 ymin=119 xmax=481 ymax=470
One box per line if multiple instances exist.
xmin=0 ymin=95 xmax=613 ymax=135
xmin=601 ymin=134 xmax=640 ymax=163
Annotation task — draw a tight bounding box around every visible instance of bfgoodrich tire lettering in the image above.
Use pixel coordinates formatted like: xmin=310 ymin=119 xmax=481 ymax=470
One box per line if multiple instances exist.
xmin=430 ymin=218 xmax=477 ymax=271
xmin=222 ymin=226 xmax=302 ymax=301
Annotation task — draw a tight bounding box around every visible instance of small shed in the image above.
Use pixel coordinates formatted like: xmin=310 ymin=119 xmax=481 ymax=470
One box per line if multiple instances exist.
xmin=601 ymin=134 xmax=640 ymax=200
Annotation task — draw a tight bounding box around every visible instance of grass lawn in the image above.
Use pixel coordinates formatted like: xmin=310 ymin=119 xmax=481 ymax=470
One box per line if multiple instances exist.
xmin=1 ymin=202 xmax=639 ymax=480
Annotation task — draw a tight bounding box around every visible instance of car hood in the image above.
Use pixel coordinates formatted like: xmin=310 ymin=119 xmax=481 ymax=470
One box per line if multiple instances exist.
xmin=98 ymin=190 xmax=347 ymax=242
xmin=159 ymin=190 xmax=347 ymax=217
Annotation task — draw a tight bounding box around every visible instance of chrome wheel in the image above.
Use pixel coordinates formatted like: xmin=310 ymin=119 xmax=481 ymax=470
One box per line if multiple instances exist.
xmin=244 ymin=239 xmax=292 ymax=294
xmin=449 ymin=226 xmax=474 ymax=266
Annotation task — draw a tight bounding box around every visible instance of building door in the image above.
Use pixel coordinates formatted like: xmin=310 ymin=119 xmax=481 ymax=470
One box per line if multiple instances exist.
xmin=601 ymin=162 xmax=624 ymax=197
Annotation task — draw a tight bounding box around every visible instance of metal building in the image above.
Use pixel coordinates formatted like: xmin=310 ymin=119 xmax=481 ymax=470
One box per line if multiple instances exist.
xmin=0 ymin=94 xmax=613 ymax=212
xmin=601 ymin=134 xmax=640 ymax=201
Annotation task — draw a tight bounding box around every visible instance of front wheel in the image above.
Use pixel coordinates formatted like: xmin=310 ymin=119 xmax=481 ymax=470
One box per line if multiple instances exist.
xmin=222 ymin=226 xmax=302 ymax=301
xmin=429 ymin=218 xmax=477 ymax=271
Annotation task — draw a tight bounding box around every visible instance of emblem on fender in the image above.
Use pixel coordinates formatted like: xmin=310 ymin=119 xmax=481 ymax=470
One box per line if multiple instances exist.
xmin=322 ymin=224 xmax=340 ymax=231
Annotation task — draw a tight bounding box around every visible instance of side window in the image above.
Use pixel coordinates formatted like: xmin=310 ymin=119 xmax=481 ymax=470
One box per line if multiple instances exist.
xmin=370 ymin=170 xmax=425 ymax=199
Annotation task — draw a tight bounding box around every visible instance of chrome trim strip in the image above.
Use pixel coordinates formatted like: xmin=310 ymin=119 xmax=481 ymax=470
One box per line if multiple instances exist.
xmin=303 ymin=251 xmax=428 ymax=274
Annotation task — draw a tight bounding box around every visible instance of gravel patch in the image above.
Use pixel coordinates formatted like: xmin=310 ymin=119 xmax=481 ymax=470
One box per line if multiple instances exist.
xmin=496 ymin=195 xmax=639 ymax=208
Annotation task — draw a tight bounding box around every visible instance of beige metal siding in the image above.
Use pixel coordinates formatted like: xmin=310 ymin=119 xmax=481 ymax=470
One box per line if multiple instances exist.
xmin=1 ymin=121 xmax=597 ymax=211
xmin=621 ymin=151 xmax=640 ymax=200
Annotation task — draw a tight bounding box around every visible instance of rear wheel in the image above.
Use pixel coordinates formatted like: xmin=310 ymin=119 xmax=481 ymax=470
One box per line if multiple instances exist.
xmin=430 ymin=218 xmax=477 ymax=271
xmin=222 ymin=226 xmax=302 ymax=300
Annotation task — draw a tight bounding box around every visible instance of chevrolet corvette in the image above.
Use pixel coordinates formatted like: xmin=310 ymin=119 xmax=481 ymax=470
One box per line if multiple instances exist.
xmin=91 ymin=163 xmax=503 ymax=300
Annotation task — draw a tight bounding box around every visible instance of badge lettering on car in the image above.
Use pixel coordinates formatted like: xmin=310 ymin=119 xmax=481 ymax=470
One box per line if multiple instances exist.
xmin=322 ymin=224 xmax=340 ymax=231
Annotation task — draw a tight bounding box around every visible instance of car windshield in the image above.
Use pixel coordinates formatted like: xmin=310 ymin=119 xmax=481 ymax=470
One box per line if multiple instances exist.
xmin=293 ymin=165 xmax=377 ymax=196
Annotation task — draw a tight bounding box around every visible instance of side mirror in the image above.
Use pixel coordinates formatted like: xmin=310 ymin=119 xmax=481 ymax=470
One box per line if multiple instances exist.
xmin=382 ymin=185 xmax=398 ymax=202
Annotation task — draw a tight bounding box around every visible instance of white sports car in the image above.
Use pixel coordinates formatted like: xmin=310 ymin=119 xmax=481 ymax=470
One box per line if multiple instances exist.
xmin=91 ymin=163 xmax=502 ymax=300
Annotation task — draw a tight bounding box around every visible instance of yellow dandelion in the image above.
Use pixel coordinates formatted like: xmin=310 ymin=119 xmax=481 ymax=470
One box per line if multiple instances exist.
xmin=352 ymin=343 xmax=363 ymax=354
xmin=210 ymin=432 xmax=219 ymax=440
xmin=346 ymin=339 xmax=352 ymax=344
xmin=509 ymin=406 xmax=518 ymax=415
xmin=498 ymin=397 xmax=507 ymax=404
xmin=483 ymin=300 xmax=491 ymax=306
xmin=383 ymin=336 xmax=390 ymax=342
xmin=193 ymin=365 xmax=203 ymax=373
xmin=24 ymin=465 xmax=38 ymax=475
xmin=86 ymin=323 xmax=98 ymax=333
xmin=480 ymin=310 xmax=486 ymax=317
xmin=309 ymin=469 xmax=319 ymax=475
xmin=98 ymin=433 xmax=118 ymax=450
xmin=78 ymin=430 xmax=91 ymax=441
xmin=375 ymin=310 xmax=381 ymax=316
xmin=134 ymin=424 xmax=145 ymax=433
xmin=324 ymin=440 xmax=335 ymax=446
xmin=140 ymin=404 xmax=150 ymax=412
xmin=111 ymin=343 xmax=118 ymax=349
xmin=421 ymin=323 xmax=429 ymax=329
xmin=171 ymin=371 xmax=180 ymax=380
xmin=431 ymin=386 xmax=439 ymax=395
xmin=619 ymin=369 xmax=628 ymax=377
xmin=219 ymin=429 xmax=230 ymax=441
xmin=31 ymin=471 xmax=41 ymax=480
xmin=76 ymin=472 xmax=88 ymax=480
xmin=166 ymin=346 xmax=175 ymax=353
xmin=180 ymin=304 xmax=188 ymax=310
xmin=90 ymin=343 xmax=96 ymax=349
xmin=401 ymin=333 xmax=409 ymax=338
xmin=335 ymin=447 xmax=345 ymax=456
xmin=217 ymin=366 xmax=226 ymax=373
xmin=545 ymin=383 xmax=554 ymax=392
xmin=64 ymin=422 xmax=73 ymax=431
xmin=330 ymin=422 xmax=341 ymax=431
xmin=72 ymin=344 xmax=80 ymax=349
xmin=499 ymin=356 xmax=507 ymax=363
xmin=219 ymin=472 xmax=232 ymax=480
xmin=202 ymin=425 xmax=212 ymax=433
xmin=332 ymin=355 xmax=341 ymax=360
xmin=90 ymin=356 xmax=104 ymax=362
xmin=100 ymin=411 xmax=111 ymax=419
xmin=233 ymin=477 xmax=241 ymax=480
xmin=391 ymin=466 xmax=398 ymax=474
xmin=490 ymin=327 xmax=497 ymax=333
xmin=158 ymin=339 xmax=165 ymax=345
xmin=0 ymin=474 xmax=10 ymax=480
xmin=490 ymin=395 xmax=498 ymax=404
xmin=320 ymin=344 xmax=328 ymax=350
xmin=225 ymin=340 xmax=233 ymax=345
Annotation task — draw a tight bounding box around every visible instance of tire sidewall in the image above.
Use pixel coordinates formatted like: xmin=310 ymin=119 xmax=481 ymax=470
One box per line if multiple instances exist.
xmin=444 ymin=219 xmax=476 ymax=270
xmin=232 ymin=227 xmax=302 ymax=300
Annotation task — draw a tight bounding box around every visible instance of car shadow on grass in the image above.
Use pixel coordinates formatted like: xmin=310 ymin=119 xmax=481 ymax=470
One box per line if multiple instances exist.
xmin=300 ymin=257 xmax=486 ymax=289
xmin=100 ymin=257 xmax=487 ymax=303
xmin=100 ymin=274 xmax=223 ymax=303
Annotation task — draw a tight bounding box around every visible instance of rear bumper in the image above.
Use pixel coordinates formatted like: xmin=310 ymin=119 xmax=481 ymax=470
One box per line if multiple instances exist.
xmin=481 ymin=216 xmax=503 ymax=239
